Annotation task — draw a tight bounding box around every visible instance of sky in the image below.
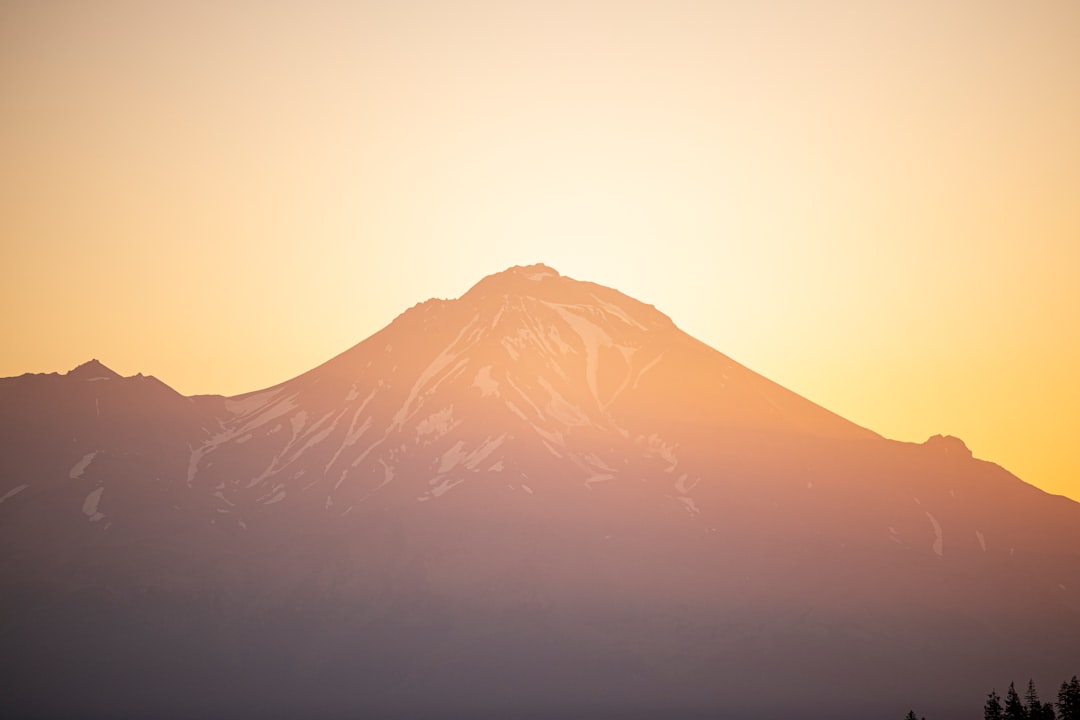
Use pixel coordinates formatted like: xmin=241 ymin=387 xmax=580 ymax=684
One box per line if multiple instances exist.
xmin=1 ymin=0 xmax=1078 ymax=501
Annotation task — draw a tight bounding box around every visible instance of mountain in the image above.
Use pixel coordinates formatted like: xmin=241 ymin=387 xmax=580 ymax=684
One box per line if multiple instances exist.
xmin=1 ymin=264 xmax=1077 ymax=720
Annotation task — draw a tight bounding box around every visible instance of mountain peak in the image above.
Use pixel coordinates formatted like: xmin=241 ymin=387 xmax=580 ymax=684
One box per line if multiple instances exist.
xmin=66 ymin=359 xmax=122 ymax=381
xmin=462 ymin=263 xmax=562 ymax=299
xmin=500 ymin=263 xmax=561 ymax=281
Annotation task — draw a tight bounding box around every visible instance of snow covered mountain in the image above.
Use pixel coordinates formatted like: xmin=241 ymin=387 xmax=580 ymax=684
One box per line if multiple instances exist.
xmin=1 ymin=264 xmax=1077 ymax=720
xmin=184 ymin=263 xmax=872 ymax=519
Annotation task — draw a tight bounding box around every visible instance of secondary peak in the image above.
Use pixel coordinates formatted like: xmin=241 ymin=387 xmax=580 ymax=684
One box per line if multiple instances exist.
xmin=67 ymin=359 xmax=122 ymax=381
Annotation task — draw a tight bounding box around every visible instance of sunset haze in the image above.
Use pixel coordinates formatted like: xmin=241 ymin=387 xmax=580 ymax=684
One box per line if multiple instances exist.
xmin=2 ymin=0 xmax=1078 ymax=502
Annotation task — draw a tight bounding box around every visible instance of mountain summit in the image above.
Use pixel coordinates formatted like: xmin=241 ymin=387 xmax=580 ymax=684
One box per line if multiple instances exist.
xmin=65 ymin=358 xmax=122 ymax=381
xmin=462 ymin=262 xmax=565 ymax=296
xmin=1 ymin=265 xmax=1077 ymax=720
xmin=184 ymin=263 xmax=874 ymax=517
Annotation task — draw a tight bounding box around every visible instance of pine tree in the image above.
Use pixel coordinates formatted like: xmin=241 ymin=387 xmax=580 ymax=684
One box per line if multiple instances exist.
xmin=1005 ymin=682 xmax=1028 ymax=720
xmin=905 ymin=712 xmax=918 ymax=720
xmin=1059 ymin=676 xmax=1080 ymax=720
xmin=986 ymin=690 xmax=1005 ymax=720
xmin=1028 ymin=679 xmax=1045 ymax=719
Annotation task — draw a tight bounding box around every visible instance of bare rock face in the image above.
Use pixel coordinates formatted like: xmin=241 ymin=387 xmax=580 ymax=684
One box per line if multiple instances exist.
xmin=1 ymin=265 xmax=1077 ymax=720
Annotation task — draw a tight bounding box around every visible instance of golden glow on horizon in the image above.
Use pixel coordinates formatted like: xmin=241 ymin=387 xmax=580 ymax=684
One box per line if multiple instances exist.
xmin=1 ymin=1 xmax=1078 ymax=501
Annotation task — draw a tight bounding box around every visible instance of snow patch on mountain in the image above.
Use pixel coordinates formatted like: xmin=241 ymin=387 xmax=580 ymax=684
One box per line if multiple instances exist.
xmin=69 ymin=452 xmax=98 ymax=479
xmin=533 ymin=425 xmax=566 ymax=451
xmin=632 ymin=352 xmax=666 ymax=390
xmin=674 ymin=495 xmax=701 ymax=516
xmin=473 ymin=366 xmax=499 ymax=397
xmin=675 ymin=473 xmax=699 ymax=494
xmin=592 ymin=294 xmax=649 ymax=331
xmin=926 ymin=511 xmax=944 ymax=556
xmin=0 ymin=484 xmax=28 ymax=505
xmin=393 ymin=319 xmax=482 ymax=429
xmin=584 ymin=473 xmax=614 ymax=487
xmin=537 ymin=377 xmax=590 ymax=426
xmin=505 ymin=402 xmax=529 ymax=421
xmin=420 ymin=435 xmax=510 ymax=501
xmin=469 ymin=436 xmax=506 ymax=469
xmin=235 ymin=395 xmax=299 ymax=435
xmin=583 ymin=453 xmax=615 ymax=473
xmin=505 ymin=375 xmax=544 ymax=420
xmin=245 ymin=411 xmax=326 ymax=489
xmin=289 ymin=411 xmax=308 ymax=438
xmin=601 ymin=345 xmax=639 ymax=411
xmin=324 ymin=391 xmax=377 ymax=470
xmin=82 ymin=487 xmax=105 ymax=522
xmin=417 ymin=407 xmax=457 ymax=438
xmin=226 ymin=387 xmax=283 ymax=417
xmin=292 ymin=422 xmax=337 ymax=459
xmin=377 ymin=459 xmax=395 ymax=488
xmin=547 ymin=303 xmax=612 ymax=401
xmin=437 ymin=435 xmax=506 ymax=475
xmin=542 ymin=441 xmax=563 ymax=458
xmin=546 ymin=325 xmax=573 ymax=354
xmin=429 ymin=477 xmax=464 ymax=498
xmin=261 ymin=486 xmax=287 ymax=505
xmin=641 ymin=434 xmax=678 ymax=471
xmin=438 ymin=441 xmax=469 ymax=474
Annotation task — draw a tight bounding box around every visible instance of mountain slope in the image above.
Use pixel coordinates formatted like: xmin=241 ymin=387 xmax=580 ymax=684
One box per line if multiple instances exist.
xmin=0 ymin=264 xmax=1077 ymax=720
xmin=184 ymin=263 xmax=875 ymax=517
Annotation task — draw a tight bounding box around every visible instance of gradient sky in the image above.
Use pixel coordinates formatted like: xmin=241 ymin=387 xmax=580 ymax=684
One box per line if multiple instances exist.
xmin=2 ymin=1 xmax=1078 ymax=501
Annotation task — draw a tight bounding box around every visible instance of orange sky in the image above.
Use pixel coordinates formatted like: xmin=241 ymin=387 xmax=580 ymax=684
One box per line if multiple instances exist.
xmin=2 ymin=1 xmax=1078 ymax=502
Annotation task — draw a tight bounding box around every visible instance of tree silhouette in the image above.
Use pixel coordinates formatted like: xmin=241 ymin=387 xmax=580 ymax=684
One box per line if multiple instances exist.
xmin=1059 ymin=676 xmax=1080 ymax=720
xmin=1005 ymin=682 xmax=1027 ymax=720
xmin=1029 ymin=679 xmax=1046 ymax=719
xmin=986 ymin=690 xmax=1005 ymax=720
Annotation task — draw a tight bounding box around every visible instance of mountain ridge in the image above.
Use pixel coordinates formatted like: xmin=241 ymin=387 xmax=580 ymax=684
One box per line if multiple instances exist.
xmin=1 ymin=264 xmax=1077 ymax=720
